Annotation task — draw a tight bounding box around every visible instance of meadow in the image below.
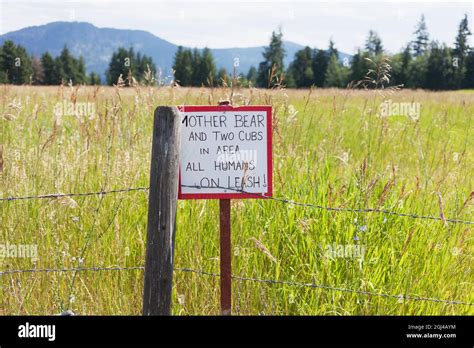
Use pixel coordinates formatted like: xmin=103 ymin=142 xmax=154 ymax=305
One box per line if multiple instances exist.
xmin=1 ymin=83 xmax=473 ymax=315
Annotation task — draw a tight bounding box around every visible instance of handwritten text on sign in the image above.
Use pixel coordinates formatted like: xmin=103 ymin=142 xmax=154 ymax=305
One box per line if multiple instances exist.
xmin=178 ymin=105 xmax=272 ymax=199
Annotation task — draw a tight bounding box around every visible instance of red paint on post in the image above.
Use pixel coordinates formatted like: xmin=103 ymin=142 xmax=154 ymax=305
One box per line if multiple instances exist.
xmin=219 ymin=198 xmax=232 ymax=315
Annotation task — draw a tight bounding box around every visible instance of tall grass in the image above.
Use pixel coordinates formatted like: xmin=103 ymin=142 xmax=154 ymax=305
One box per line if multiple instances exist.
xmin=0 ymin=83 xmax=473 ymax=315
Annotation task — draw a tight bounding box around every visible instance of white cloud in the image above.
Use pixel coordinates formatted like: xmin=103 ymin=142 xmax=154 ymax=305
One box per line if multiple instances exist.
xmin=0 ymin=0 xmax=471 ymax=53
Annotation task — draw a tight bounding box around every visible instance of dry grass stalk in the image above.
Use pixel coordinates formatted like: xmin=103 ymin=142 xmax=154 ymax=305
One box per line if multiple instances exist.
xmin=436 ymin=192 xmax=448 ymax=227
xmin=250 ymin=237 xmax=277 ymax=263
xmin=458 ymin=191 xmax=474 ymax=214
xmin=0 ymin=145 xmax=3 ymax=173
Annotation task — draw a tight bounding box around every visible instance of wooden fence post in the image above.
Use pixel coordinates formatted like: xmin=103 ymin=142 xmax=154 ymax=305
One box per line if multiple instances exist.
xmin=142 ymin=106 xmax=181 ymax=315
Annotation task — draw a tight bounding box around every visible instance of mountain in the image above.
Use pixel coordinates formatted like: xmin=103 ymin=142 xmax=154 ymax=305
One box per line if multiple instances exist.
xmin=0 ymin=22 xmax=351 ymax=81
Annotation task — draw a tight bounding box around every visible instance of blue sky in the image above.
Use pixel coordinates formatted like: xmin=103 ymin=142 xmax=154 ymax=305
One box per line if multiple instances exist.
xmin=0 ymin=0 xmax=472 ymax=54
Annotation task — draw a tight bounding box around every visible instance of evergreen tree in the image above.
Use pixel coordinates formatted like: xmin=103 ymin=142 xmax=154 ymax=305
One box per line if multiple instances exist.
xmin=463 ymin=51 xmax=474 ymax=88
xmin=0 ymin=41 xmax=32 ymax=84
xmin=390 ymin=45 xmax=411 ymax=87
xmin=412 ymin=14 xmax=429 ymax=57
xmin=137 ymin=54 xmax=157 ymax=85
xmin=76 ymin=56 xmax=87 ymax=84
xmin=425 ymin=42 xmax=455 ymax=90
xmin=453 ymin=14 xmax=471 ymax=87
xmin=365 ymin=30 xmax=383 ymax=55
xmin=453 ymin=14 xmax=471 ymax=66
xmin=88 ymin=72 xmax=101 ymax=85
xmin=246 ymin=66 xmax=258 ymax=86
xmin=198 ymin=48 xmax=217 ymax=86
xmin=349 ymin=49 xmax=371 ymax=83
xmin=325 ymin=53 xmax=349 ymax=87
xmin=284 ymin=67 xmax=296 ymax=88
xmin=41 ymin=52 xmax=57 ymax=85
xmin=191 ymin=48 xmax=202 ymax=86
xmin=407 ymin=54 xmax=429 ymax=88
xmin=312 ymin=49 xmax=329 ymax=87
xmin=57 ymin=46 xmax=75 ymax=83
xmin=289 ymin=46 xmax=314 ymax=87
xmin=180 ymin=49 xmax=194 ymax=86
xmin=107 ymin=47 xmax=133 ymax=85
xmin=327 ymin=39 xmax=338 ymax=60
xmin=257 ymin=28 xmax=286 ymax=88
xmin=172 ymin=46 xmax=185 ymax=85
xmin=0 ymin=45 xmax=5 ymax=83
xmin=216 ymin=68 xmax=229 ymax=86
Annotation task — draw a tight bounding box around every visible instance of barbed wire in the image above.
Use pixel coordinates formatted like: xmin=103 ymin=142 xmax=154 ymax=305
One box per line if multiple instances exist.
xmin=182 ymin=185 xmax=474 ymax=225
xmin=0 ymin=187 xmax=149 ymax=201
xmin=0 ymin=266 xmax=472 ymax=306
xmin=1 ymin=184 xmax=473 ymax=224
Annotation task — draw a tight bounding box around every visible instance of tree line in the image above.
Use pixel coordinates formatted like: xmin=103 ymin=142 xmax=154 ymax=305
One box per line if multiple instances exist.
xmin=279 ymin=14 xmax=473 ymax=89
xmin=0 ymin=43 xmax=156 ymax=86
xmin=0 ymin=13 xmax=472 ymax=89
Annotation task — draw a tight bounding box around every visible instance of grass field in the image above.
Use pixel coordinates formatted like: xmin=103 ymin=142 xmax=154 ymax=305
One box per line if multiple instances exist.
xmin=1 ymin=84 xmax=473 ymax=315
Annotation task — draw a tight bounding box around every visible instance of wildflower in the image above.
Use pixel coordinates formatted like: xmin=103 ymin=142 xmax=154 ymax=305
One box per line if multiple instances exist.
xmin=451 ymin=247 xmax=461 ymax=256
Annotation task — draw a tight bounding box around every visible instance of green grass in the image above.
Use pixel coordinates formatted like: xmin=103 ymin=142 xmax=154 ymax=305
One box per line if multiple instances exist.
xmin=1 ymin=85 xmax=473 ymax=315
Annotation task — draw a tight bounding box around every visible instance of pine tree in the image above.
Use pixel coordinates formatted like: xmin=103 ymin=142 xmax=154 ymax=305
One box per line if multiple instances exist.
xmin=425 ymin=42 xmax=455 ymax=90
xmin=0 ymin=45 xmax=5 ymax=83
xmin=57 ymin=46 xmax=75 ymax=83
xmin=312 ymin=49 xmax=329 ymax=87
xmin=181 ymin=49 xmax=194 ymax=86
xmin=216 ymin=68 xmax=229 ymax=86
xmin=289 ymin=46 xmax=314 ymax=87
xmin=349 ymin=49 xmax=369 ymax=83
xmin=107 ymin=47 xmax=132 ymax=85
xmin=191 ymin=48 xmax=202 ymax=86
xmin=76 ymin=56 xmax=87 ymax=84
xmin=41 ymin=52 xmax=57 ymax=85
xmin=327 ymin=39 xmax=338 ymax=60
xmin=172 ymin=46 xmax=185 ymax=85
xmin=365 ymin=30 xmax=383 ymax=55
xmin=390 ymin=45 xmax=411 ymax=87
xmin=412 ymin=15 xmax=429 ymax=57
xmin=453 ymin=14 xmax=471 ymax=66
xmin=172 ymin=47 xmax=194 ymax=86
xmin=246 ymin=66 xmax=258 ymax=86
xmin=463 ymin=51 xmax=474 ymax=88
xmin=257 ymin=28 xmax=286 ymax=88
xmin=0 ymin=41 xmax=32 ymax=84
xmin=88 ymin=72 xmax=101 ymax=85
xmin=198 ymin=48 xmax=217 ymax=86
xmin=453 ymin=14 xmax=471 ymax=87
xmin=324 ymin=53 xmax=349 ymax=87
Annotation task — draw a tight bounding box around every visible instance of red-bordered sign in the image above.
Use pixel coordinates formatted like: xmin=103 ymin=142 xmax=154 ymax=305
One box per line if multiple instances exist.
xmin=178 ymin=105 xmax=272 ymax=199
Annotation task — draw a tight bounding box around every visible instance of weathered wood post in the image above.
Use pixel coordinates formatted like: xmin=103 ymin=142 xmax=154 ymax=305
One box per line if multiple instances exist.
xmin=143 ymin=106 xmax=181 ymax=315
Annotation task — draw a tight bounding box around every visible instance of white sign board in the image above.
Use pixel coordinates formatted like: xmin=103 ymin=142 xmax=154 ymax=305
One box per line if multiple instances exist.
xmin=178 ymin=105 xmax=272 ymax=199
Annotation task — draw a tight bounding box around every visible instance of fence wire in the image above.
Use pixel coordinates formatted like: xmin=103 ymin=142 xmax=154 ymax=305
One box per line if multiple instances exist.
xmin=1 ymin=185 xmax=473 ymax=225
xmin=2 ymin=185 xmax=473 ymax=308
xmin=0 ymin=266 xmax=472 ymax=307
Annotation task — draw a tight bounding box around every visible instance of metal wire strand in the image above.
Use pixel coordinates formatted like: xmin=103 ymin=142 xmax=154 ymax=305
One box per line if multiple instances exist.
xmin=2 ymin=185 xmax=473 ymax=224
xmin=0 ymin=266 xmax=471 ymax=306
